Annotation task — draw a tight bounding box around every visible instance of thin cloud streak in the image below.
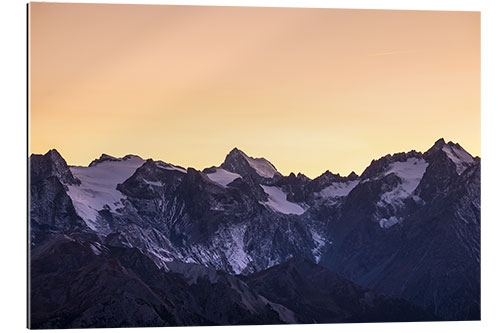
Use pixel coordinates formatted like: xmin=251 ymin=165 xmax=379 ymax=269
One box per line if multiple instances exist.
xmin=367 ymin=50 xmax=407 ymax=57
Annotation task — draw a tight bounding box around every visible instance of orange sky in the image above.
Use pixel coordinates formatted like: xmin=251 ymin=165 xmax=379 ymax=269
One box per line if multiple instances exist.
xmin=29 ymin=3 xmax=480 ymax=178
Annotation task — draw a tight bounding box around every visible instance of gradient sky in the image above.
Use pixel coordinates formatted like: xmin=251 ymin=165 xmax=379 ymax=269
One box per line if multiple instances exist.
xmin=29 ymin=3 xmax=480 ymax=178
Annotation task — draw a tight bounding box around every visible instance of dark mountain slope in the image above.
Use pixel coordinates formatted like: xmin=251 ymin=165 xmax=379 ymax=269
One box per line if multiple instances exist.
xmin=30 ymin=235 xmax=289 ymax=329
xmin=29 ymin=150 xmax=88 ymax=247
xmin=243 ymin=256 xmax=437 ymax=323
xmin=319 ymin=140 xmax=480 ymax=320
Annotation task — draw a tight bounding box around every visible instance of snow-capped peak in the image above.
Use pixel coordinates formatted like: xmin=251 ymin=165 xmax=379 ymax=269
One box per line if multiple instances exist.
xmin=427 ymin=139 xmax=476 ymax=175
xmin=221 ymin=148 xmax=279 ymax=179
xmin=88 ymin=153 xmax=143 ymax=167
xmin=242 ymin=154 xmax=278 ymax=178
xmin=441 ymin=145 xmax=475 ymax=175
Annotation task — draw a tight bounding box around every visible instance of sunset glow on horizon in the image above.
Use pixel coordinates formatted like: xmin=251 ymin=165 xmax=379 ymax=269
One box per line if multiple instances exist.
xmin=29 ymin=3 xmax=480 ymax=178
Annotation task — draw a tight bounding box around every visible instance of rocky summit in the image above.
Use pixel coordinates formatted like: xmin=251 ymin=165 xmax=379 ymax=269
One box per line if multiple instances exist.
xmin=29 ymin=139 xmax=480 ymax=328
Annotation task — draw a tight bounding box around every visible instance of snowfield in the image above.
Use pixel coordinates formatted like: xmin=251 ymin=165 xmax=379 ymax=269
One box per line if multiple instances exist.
xmin=380 ymin=157 xmax=428 ymax=204
xmin=206 ymin=168 xmax=241 ymax=187
xmin=67 ymin=155 xmax=145 ymax=232
xmin=319 ymin=180 xmax=360 ymax=199
xmin=375 ymin=157 xmax=428 ymax=228
xmin=260 ymin=185 xmax=306 ymax=215
xmin=379 ymin=216 xmax=403 ymax=229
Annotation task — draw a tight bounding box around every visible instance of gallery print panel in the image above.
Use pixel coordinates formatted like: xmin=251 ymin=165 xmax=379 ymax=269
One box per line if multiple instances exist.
xmin=28 ymin=2 xmax=480 ymax=329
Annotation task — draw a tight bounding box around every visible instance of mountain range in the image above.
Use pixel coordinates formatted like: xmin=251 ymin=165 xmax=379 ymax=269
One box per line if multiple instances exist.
xmin=28 ymin=138 xmax=480 ymax=328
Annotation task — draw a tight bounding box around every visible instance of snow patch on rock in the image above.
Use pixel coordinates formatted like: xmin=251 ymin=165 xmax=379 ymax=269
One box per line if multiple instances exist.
xmin=206 ymin=168 xmax=241 ymax=187
xmin=375 ymin=157 xmax=428 ymax=229
xmin=144 ymin=179 xmax=162 ymax=187
xmin=378 ymin=158 xmax=428 ymax=207
xmin=260 ymin=185 xmax=306 ymax=215
xmin=154 ymin=161 xmax=187 ymax=173
xmin=310 ymin=229 xmax=326 ymax=263
xmin=318 ymin=180 xmax=360 ymax=199
xmin=379 ymin=216 xmax=403 ymax=228
xmin=242 ymin=154 xmax=277 ymax=178
xmin=226 ymin=225 xmax=251 ymax=273
xmin=442 ymin=145 xmax=475 ymax=175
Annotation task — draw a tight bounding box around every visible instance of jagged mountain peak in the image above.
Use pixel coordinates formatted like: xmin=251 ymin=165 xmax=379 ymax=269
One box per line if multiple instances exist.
xmin=347 ymin=171 xmax=359 ymax=181
xmin=324 ymin=170 xmax=342 ymax=182
xmin=426 ymin=138 xmax=453 ymax=153
xmin=433 ymin=137 xmax=446 ymax=147
xmin=221 ymin=148 xmax=279 ymax=179
xmin=426 ymin=138 xmax=469 ymax=155
xmin=44 ymin=148 xmax=65 ymax=161
xmin=121 ymin=158 xmax=186 ymax=180
xmin=315 ymin=170 xmax=355 ymax=184
xmin=35 ymin=149 xmax=70 ymax=170
xmin=228 ymin=147 xmax=245 ymax=155
xmin=296 ymin=172 xmax=310 ymax=182
xmin=322 ymin=170 xmax=334 ymax=177
xmin=225 ymin=147 xmax=256 ymax=162
xmin=30 ymin=149 xmax=80 ymax=185
xmin=424 ymin=138 xmax=475 ymax=175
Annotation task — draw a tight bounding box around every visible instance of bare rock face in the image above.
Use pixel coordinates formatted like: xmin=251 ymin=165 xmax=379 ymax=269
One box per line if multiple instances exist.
xmin=29 ymin=139 xmax=480 ymax=328
xmin=30 ymin=149 xmax=80 ymax=186
xmin=29 ymin=150 xmax=87 ymax=247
